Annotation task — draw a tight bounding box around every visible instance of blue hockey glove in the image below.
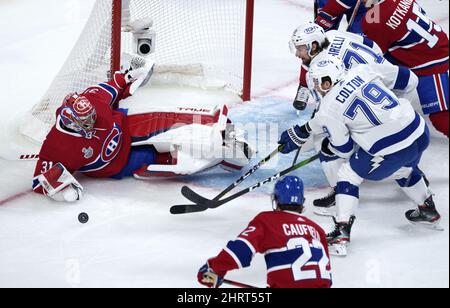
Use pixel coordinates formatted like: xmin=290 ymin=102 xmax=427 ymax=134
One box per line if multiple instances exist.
xmin=278 ymin=124 xmax=311 ymax=154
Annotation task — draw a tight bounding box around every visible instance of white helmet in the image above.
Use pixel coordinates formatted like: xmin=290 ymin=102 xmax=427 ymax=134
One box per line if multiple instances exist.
xmin=289 ymin=22 xmax=327 ymax=57
xmin=307 ymin=53 xmax=346 ymax=95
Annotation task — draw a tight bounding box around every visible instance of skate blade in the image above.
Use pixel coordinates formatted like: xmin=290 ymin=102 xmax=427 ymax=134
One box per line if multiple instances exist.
xmin=409 ymin=219 xmax=444 ymax=231
xmin=328 ymin=243 xmax=348 ymax=256
xmin=313 ymin=206 xmax=336 ymax=217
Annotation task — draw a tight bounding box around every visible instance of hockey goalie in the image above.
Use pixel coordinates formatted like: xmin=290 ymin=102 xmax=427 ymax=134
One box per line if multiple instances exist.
xmin=31 ymin=53 xmax=255 ymax=202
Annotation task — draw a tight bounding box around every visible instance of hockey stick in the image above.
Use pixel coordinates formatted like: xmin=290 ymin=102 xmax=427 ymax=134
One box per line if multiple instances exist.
xmin=314 ymin=0 xmax=319 ymax=19
xmin=179 ymin=153 xmax=319 ymax=210
xmin=169 ymin=145 xmax=283 ymax=214
xmin=347 ymin=0 xmax=362 ymax=31
xmin=292 ymin=148 xmax=301 ymax=166
xmin=17 ymin=154 xmax=40 ymax=161
xmin=223 ymin=279 xmax=259 ymax=288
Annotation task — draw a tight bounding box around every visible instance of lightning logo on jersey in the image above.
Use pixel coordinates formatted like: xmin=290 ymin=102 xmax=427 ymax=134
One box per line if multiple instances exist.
xmin=369 ymin=156 xmax=384 ymax=174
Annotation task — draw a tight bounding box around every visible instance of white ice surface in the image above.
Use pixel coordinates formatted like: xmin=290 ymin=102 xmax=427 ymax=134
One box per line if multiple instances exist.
xmin=0 ymin=0 xmax=448 ymax=288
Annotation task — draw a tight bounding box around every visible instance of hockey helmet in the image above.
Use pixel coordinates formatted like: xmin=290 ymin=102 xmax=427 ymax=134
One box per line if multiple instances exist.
xmin=272 ymin=176 xmax=305 ymax=209
xmin=307 ymin=53 xmax=345 ymax=95
xmin=289 ymin=22 xmax=327 ymax=57
xmin=60 ymin=95 xmax=97 ymax=138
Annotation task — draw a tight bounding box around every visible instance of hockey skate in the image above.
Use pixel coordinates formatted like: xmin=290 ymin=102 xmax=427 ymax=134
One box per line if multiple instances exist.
xmin=405 ymin=196 xmax=443 ymax=231
xmin=327 ymin=216 xmax=355 ymax=256
xmin=313 ymin=188 xmax=336 ymax=217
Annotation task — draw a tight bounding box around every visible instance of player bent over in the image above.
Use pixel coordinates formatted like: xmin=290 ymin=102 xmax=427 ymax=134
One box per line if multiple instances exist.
xmin=32 ymin=56 xmax=254 ymax=203
xmin=278 ymin=54 xmax=442 ymax=256
xmin=289 ymin=22 xmax=420 ymax=215
xmin=198 ymin=176 xmax=332 ymax=288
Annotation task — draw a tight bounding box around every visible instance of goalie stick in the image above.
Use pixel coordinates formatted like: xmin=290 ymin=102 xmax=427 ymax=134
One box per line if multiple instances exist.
xmin=172 ymin=153 xmax=319 ymax=213
xmin=169 ymin=145 xmax=283 ymax=214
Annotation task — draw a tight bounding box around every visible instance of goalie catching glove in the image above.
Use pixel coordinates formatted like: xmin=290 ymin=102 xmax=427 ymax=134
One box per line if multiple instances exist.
xmin=38 ymin=163 xmax=83 ymax=202
xmin=278 ymin=123 xmax=312 ymax=154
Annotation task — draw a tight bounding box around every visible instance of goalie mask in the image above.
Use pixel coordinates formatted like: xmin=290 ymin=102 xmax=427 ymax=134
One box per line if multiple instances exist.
xmin=60 ymin=95 xmax=97 ymax=138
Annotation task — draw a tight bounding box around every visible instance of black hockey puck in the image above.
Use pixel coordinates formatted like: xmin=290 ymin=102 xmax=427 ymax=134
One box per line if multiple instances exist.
xmin=78 ymin=212 xmax=89 ymax=224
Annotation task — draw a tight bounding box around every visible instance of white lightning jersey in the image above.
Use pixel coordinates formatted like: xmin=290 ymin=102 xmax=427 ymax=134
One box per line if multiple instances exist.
xmin=308 ymin=65 xmax=426 ymax=157
xmin=324 ymin=30 xmax=418 ymax=96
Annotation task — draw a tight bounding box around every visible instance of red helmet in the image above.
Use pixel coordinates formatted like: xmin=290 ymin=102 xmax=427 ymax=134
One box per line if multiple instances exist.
xmin=60 ymin=95 xmax=97 ymax=137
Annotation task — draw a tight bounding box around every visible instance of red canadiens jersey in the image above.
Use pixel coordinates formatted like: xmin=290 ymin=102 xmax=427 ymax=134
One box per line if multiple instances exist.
xmin=33 ymin=73 xmax=132 ymax=194
xmin=362 ymin=0 xmax=449 ymax=76
xmin=208 ymin=211 xmax=332 ymax=288
xmin=299 ymin=64 xmax=309 ymax=88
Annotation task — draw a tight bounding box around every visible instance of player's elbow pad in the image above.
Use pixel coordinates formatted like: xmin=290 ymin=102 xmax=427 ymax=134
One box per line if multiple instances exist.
xmin=329 ymin=139 xmax=356 ymax=159
xmin=38 ymin=163 xmax=84 ymax=202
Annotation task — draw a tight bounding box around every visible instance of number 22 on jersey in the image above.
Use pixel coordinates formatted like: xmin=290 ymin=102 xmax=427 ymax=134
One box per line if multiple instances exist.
xmin=287 ymin=237 xmax=331 ymax=282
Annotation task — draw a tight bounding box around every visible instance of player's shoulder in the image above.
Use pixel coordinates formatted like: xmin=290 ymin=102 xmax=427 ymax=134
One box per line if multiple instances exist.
xmin=251 ymin=211 xmax=298 ymax=224
xmin=280 ymin=211 xmax=325 ymax=230
xmin=328 ymin=29 xmax=362 ymax=43
xmin=254 ymin=210 xmax=307 ymax=221
xmin=345 ymin=64 xmax=373 ymax=81
xmin=286 ymin=213 xmax=327 ymax=235
xmin=252 ymin=211 xmax=277 ymax=222
xmin=320 ymin=89 xmax=343 ymax=115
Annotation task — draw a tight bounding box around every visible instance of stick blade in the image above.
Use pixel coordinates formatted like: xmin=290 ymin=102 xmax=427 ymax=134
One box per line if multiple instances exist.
xmin=170 ymin=204 xmax=208 ymax=215
xmin=181 ymin=186 xmax=218 ymax=208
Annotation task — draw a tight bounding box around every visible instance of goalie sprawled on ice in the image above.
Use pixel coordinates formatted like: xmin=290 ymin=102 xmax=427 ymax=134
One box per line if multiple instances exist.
xmin=32 ymin=55 xmax=254 ymax=203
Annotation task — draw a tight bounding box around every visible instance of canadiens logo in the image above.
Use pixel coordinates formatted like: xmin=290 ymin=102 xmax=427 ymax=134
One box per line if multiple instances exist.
xmin=82 ymin=147 xmax=94 ymax=159
xmin=101 ymin=124 xmax=122 ymax=162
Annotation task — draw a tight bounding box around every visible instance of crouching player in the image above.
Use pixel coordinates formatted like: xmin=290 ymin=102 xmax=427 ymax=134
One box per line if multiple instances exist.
xmin=278 ymin=54 xmax=442 ymax=255
xmin=198 ymin=176 xmax=332 ymax=288
xmin=32 ymin=56 xmax=254 ymax=203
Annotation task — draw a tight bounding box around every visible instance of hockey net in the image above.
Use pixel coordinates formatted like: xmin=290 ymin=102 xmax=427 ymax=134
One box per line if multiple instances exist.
xmin=21 ymin=0 xmax=254 ymax=144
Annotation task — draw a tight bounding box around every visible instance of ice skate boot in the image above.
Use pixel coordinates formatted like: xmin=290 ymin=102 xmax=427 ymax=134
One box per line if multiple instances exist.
xmin=405 ymin=196 xmax=443 ymax=231
xmin=313 ymin=188 xmax=336 ymax=216
xmin=327 ymin=216 xmax=355 ymax=256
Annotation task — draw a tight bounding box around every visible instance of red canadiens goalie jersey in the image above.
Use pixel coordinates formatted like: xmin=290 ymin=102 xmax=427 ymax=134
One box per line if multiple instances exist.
xmin=361 ymin=0 xmax=449 ymax=76
xmin=207 ymin=211 xmax=332 ymax=288
xmin=33 ymin=74 xmax=132 ymax=194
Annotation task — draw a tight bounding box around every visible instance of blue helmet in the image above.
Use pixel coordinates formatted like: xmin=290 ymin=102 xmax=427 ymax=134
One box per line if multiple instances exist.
xmin=273 ymin=176 xmax=305 ymax=207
